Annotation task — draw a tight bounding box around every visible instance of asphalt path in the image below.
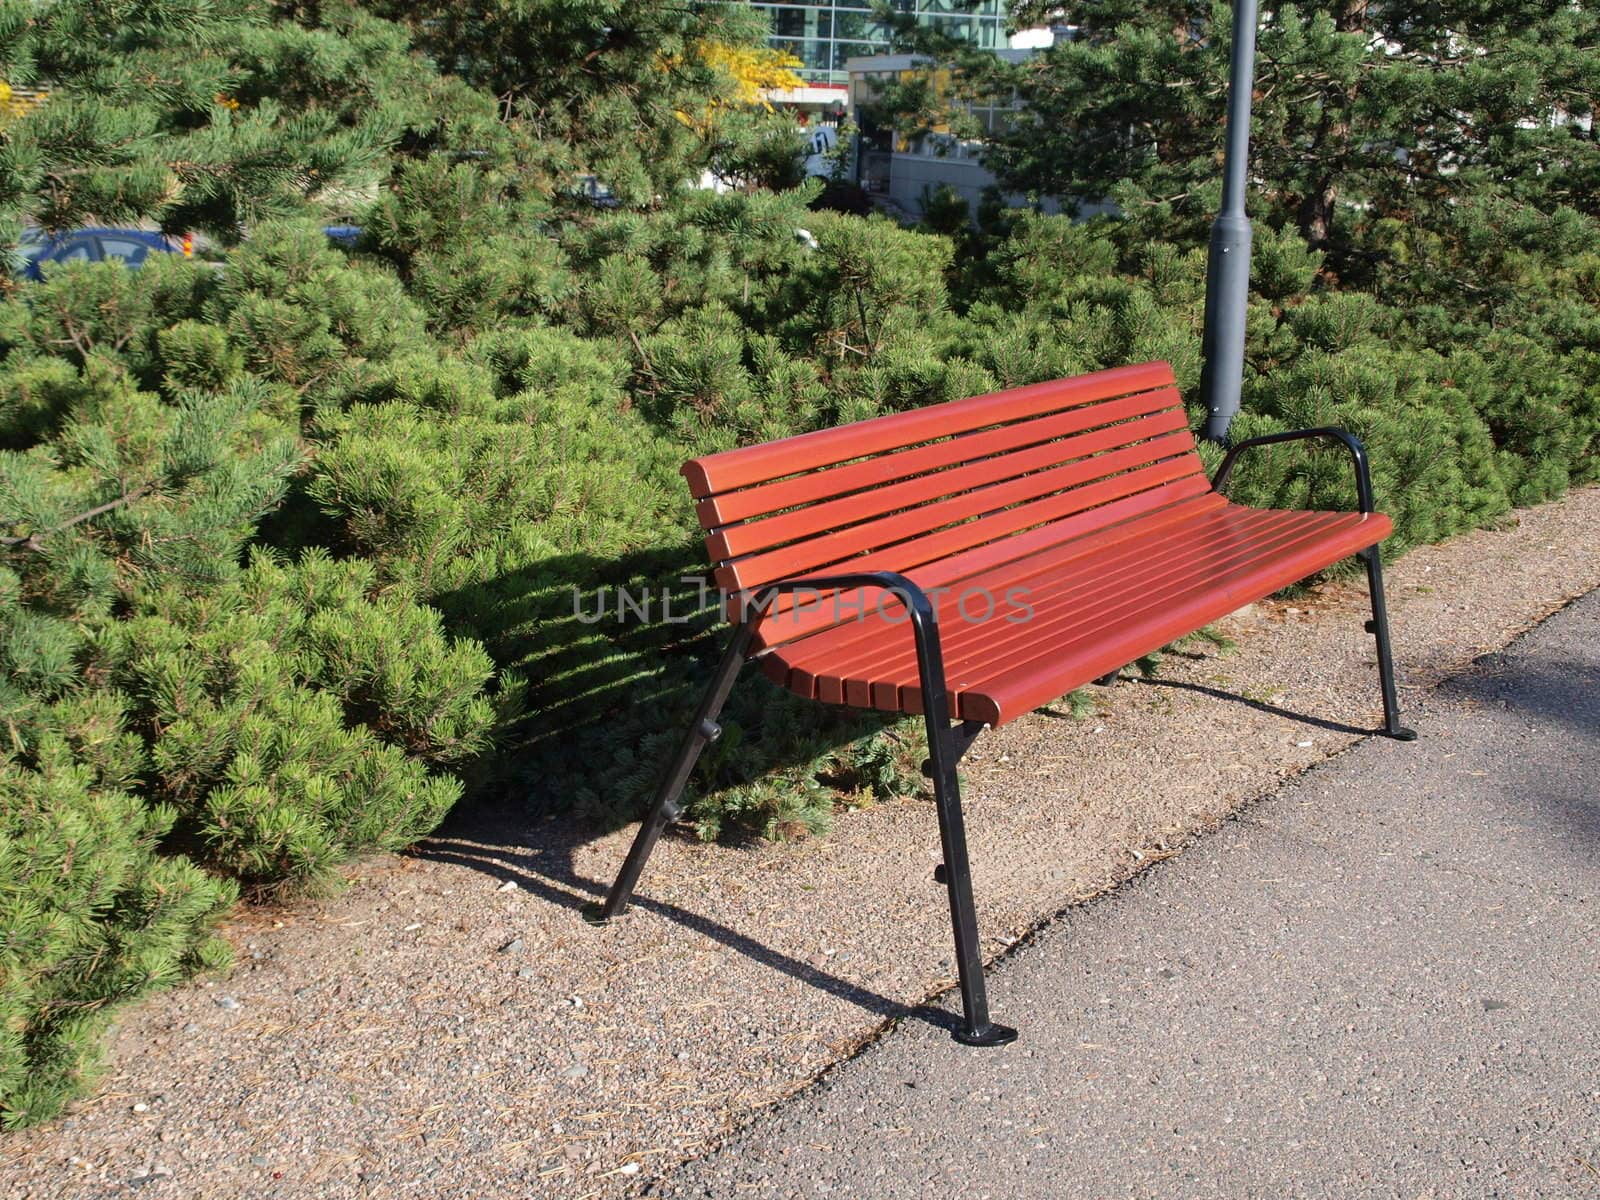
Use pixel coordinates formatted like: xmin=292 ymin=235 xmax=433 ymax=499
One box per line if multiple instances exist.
xmin=656 ymin=589 xmax=1600 ymax=1199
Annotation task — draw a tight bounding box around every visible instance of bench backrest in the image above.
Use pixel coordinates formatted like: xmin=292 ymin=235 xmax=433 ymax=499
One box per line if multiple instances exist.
xmin=682 ymin=361 xmax=1211 ymax=639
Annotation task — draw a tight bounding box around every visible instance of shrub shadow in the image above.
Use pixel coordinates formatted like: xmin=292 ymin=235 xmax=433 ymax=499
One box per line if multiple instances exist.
xmin=437 ymin=543 xmax=913 ymax=836
xmin=1438 ymin=649 xmax=1600 ymax=742
xmin=1435 ymin=649 xmax=1600 ymax=842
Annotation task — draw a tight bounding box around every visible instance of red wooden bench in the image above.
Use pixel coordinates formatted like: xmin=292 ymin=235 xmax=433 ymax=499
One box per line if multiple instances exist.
xmin=587 ymin=360 xmax=1414 ymax=1046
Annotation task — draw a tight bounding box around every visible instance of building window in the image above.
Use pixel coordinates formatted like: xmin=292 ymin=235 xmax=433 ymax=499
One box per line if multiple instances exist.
xmin=753 ymin=0 xmax=1011 ymax=85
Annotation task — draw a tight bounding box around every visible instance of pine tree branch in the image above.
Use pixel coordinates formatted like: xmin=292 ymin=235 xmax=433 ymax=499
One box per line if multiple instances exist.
xmin=1 ymin=485 xmax=155 ymax=552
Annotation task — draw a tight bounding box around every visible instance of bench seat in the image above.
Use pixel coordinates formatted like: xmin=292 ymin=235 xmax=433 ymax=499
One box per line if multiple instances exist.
xmin=758 ymin=495 xmax=1389 ymax=725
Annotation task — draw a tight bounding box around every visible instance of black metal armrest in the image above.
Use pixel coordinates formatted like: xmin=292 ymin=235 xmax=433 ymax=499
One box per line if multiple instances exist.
xmin=747 ymin=571 xmax=933 ymax=624
xmin=745 ymin=571 xmax=963 ymax=733
xmin=747 ymin=571 xmax=943 ymax=672
xmin=1210 ymin=426 xmax=1375 ymax=514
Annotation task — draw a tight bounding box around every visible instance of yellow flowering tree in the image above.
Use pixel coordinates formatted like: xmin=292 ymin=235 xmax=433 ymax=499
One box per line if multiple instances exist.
xmin=670 ymin=42 xmax=809 ymax=191
xmin=701 ymin=42 xmax=805 ymax=110
xmin=672 ymin=42 xmax=804 ymax=135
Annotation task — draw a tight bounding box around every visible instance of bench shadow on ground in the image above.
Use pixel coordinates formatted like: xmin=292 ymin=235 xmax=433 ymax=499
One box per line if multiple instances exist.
xmin=413 ymin=807 xmax=964 ymax=1037
xmin=1126 ymin=676 xmax=1374 ymax=736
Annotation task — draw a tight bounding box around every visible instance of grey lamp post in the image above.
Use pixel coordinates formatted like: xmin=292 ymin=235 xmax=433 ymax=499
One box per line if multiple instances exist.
xmin=1199 ymin=0 xmax=1261 ymax=445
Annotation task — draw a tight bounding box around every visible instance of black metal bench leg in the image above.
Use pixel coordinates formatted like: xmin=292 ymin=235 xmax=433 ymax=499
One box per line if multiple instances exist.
xmin=1358 ymin=544 xmax=1417 ymax=742
xmin=904 ymin=598 xmax=1017 ymax=1046
xmin=584 ymin=620 xmax=758 ymax=925
xmin=922 ymin=707 xmax=1018 ymax=1047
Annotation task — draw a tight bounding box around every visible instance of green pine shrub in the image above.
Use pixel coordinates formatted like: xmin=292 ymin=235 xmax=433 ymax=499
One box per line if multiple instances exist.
xmin=0 ymin=360 xmax=302 ymax=597
xmin=214 ymin=223 xmax=433 ymax=419
xmin=95 ymin=551 xmax=505 ymax=896
xmin=359 ymin=158 xmax=571 ymax=338
xmin=0 ymin=252 xmax=221 ymax=383
xmin=0 ymin=750 xmax=237 ymax=1130
xmin=1231 ymin=344 xmax=1513 ymax=552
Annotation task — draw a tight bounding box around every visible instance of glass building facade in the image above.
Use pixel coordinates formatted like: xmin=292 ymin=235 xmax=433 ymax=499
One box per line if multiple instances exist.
xmin=756 ymin=0 xmax=1008 ymax=85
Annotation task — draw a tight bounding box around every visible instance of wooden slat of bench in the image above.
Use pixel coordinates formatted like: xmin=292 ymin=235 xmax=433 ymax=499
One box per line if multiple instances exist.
xmin=838 ymin=508 xmax=1331 ymax=711
xmin=906 ymin=508 xmax=1319 ymax=672
xmin=970 ymin=511 xmax=1392 ymax=723
xmin=696 ymin=387 xmax=1183 ymax=528
xmin=766 ymin=488 xmax=1231 ymax=684
xmin=946 ymin=509 xmax=1369 ymax=686
xmin=796 ymin=506 xmax=1305 ymax=708
xmin=744 ymin=473 xmax=1219 ymax=647
xmin=778 ymin=508 xmax=1387 ymax=724
xmin=683 ymin=361 xmax=1176 ymax=499
xmin=717 ymin=432 xmax=1202 ymax=593
xmin=779 ymin=507 xmax=1385 ymax=725
xmin=707 ymin=407 xmax=1189 ymax=562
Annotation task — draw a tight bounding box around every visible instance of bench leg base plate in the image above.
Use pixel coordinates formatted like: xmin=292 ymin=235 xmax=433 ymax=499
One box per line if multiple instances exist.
xmin=954 ymin=1022 xmax=1019 ymax=1048
xmin=580 ymin=901 xmax=616 ymax=927
xmin=1384 ymin=726 xmax=1418 ymax=742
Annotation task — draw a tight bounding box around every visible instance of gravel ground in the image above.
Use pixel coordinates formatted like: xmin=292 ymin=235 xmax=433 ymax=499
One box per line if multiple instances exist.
xmin=657 ymin=587 xmax=1600 ymax=1200
xmin=5 ymin=487 xmax=1600 ymax=1199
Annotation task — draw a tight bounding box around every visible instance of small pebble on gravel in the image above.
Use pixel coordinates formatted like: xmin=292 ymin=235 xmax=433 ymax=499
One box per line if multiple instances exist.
xmin=498 ymin=938 xmax=524 ymax=954
xmin=214 ymin=996 xmax=240 ymax=1010
xmin=563 ymin=1064 xmax=590 ymax=1080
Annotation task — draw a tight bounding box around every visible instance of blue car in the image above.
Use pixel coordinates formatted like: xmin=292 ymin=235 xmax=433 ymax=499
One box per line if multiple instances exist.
xmin=14 ymin=227 xmax=189 ymax=281
xmin=322 ymin=224 xmax=362 ymax=248
xmin=14 ymin=225 xmax=362 ymax=281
